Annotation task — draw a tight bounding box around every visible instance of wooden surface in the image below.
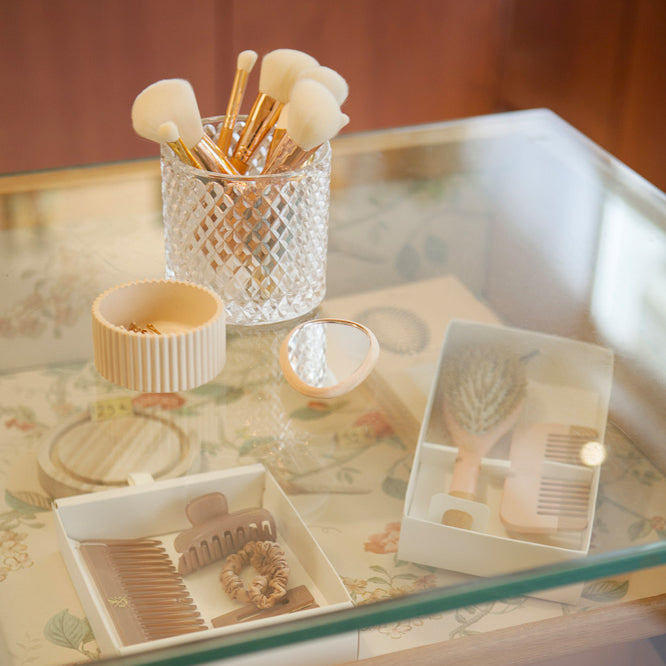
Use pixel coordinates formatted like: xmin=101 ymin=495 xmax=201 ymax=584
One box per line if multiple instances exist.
xmin=2 ymin=0 xmax=664 ymax=188
xmin=351 ymin=592 xmax=666 ymax=665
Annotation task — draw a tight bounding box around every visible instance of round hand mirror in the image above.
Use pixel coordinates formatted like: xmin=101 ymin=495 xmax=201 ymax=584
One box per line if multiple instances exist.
xmin=279 ymin=318 xmax=380 ymax=398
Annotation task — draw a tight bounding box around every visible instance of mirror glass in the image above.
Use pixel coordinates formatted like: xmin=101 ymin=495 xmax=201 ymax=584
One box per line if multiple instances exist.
xmin=279 ymin=318 xmax=380 ymax=398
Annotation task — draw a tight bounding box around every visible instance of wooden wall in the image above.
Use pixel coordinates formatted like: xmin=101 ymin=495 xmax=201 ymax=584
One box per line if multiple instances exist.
xmin=1 ymin=0 xmax=664 ymax=190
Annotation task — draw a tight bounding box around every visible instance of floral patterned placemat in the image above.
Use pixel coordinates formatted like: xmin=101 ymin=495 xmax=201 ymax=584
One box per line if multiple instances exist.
xmin=1 ymin=277 xmax=665 ymax=665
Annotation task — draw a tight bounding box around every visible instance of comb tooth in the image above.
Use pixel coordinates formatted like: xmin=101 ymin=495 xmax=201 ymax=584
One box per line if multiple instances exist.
xmin=111 ymin=552 xmax=172 ymax=562
xmin=101 ymin=539 xmax=163 ymax=548
xmin=201 ymin=540 xmax=212 ymax=565
xmin=224 ymin=530 xmax=235 ymax=554
xmin=129 ymin=587 xmax=194 ymax=598
xmin=114 ymin=561 xmax=178 ymax=573
xmin=187 ymin=547 xmax=200 ymax=572
xmin=144 ymin=624 xmax=206 ymax=639
xmin=211 ymin=535 xmax=223 ymax=560
xmin=179 ymin=553 xmax=194 ymax=576
xmin=262 ymin=520 xmax=274 ymax=538
xmin=131 ymin=599 xmax=199 ymax=611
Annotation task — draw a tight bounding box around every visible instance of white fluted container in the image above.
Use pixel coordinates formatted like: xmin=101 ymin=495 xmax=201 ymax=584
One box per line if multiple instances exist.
xmin=92 ymin=279 xmax=226 ymax=392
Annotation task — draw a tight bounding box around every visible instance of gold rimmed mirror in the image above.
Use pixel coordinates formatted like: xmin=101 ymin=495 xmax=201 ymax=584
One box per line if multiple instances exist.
xmin=279 ymin=318 xmax=380 ymax=398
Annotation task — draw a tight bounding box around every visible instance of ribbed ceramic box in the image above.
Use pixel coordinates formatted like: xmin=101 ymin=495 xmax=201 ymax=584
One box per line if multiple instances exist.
xmin=92 ymin=279 xmax=226 ymax=392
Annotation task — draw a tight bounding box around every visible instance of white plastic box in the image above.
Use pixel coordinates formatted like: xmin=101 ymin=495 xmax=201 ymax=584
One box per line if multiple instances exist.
xmin=53 ymin=464 xmax=356 ymax=663
xmin=398 ymin=320 xmax=614 ymax=582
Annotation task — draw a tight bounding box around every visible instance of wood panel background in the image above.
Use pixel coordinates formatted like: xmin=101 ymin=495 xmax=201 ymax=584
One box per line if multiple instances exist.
xmin=0 ymin=0 xmax=664 ymax=190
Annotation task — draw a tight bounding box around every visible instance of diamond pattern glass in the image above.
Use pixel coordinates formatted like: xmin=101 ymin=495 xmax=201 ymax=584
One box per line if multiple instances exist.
xmin=161 ymin=118 xmax=331 ymax=326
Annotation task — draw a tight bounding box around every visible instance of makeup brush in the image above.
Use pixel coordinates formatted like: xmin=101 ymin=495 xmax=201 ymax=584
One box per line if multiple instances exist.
xmin=265 ymin=66 xmax=348 ymax=168
xmin=230 ymin=49 xmax=319 ymax=173
xmin=297 ymin=65 xmax=349 ymax=105
xmin=217 ymin=49 xmax=258 ymax=154
xmin=132 ymin=92 xmax=201 ymax=169
xmin=262 ymin=104 xmax=290 ymax=169
xmin=440 ymin=343 xmax=527 ymax=529
xmin=262 ymin=78 xmax=348 ymax=174
xmin=131 ymin=78 xmax=237 ymax=174
xmin=157 ymin=121 xmax=203 ymax=168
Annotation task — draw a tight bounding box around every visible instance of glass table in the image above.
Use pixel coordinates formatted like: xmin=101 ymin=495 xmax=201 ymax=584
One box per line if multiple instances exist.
xmin=1 ymin=109 xmax=665 ymax=665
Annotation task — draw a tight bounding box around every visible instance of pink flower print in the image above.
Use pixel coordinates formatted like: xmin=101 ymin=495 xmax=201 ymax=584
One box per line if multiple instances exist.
xmin=364 ymin=521 xmax=401 ymax=554
xmin=354 ymin=411 xmax=394 ymax=439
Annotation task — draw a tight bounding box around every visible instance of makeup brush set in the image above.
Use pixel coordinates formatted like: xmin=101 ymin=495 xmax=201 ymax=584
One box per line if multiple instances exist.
xmin=398 ymin=320 xmax=614 ymax=583
xmin=131 ymin=48 xmax=349 ymax=176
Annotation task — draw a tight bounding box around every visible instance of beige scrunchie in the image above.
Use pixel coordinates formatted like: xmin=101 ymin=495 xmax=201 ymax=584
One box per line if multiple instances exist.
xmin=220 ymin=541 xmax=289 ymax=609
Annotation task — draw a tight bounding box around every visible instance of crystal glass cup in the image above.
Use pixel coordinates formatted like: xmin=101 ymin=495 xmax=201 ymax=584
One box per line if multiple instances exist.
xmin=161 ymin=116 xmax=331 ymax=326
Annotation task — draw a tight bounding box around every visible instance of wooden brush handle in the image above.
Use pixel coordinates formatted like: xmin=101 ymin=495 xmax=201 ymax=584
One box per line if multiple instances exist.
xmin=449 ymin=450 xmax=482 ymax=497
xmin=441 ymin=452 xmax=480 ymax=529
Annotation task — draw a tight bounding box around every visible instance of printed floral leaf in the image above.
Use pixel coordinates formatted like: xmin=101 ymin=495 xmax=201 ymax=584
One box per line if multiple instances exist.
xmin=44 ymin=609 xmax=90 ymax=649
xmin=627 ymin=519 xmax=652 ymax=541
xmin=423 ymin=234 xmax=447 ymax=266
xmin=393 ymin=573 xmax=419 ymax=581
xmin=382 ymin=476 xmax=408 ymax=499
xmin=369 ymin=564 xmax=389 ymax=574
xmin=81 ymin=618 xmax=95 ymax=645
xmin=238 ymin=436 xmax=277 ymax=456
xmin=395 ymin=243 xmax=420 ymax=280
xmin=368 ymin=577 xmax=389 ymax=585
xmin=289 ymin=407 xmax=331 ymax=421
xmin=6 ymin=490 xmax=52 ymax=512
xmin=189 ymin=383 xmax=243 ymax=405
xmin=5 ymin=490 xmax=49 ymax=514
xmin=384 ymin=435 xmax=407 ymax=449
xmin=582 ymin=579 xmax=629 ymax=602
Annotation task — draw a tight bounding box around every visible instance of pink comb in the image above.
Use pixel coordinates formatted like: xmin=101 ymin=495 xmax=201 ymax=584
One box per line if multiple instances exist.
xmin=174 ymin=493 xmax=277 ymax=575
xmin=79 ymin=538 xmax=206 ymax=646
xmin=501 ymin=423 xmax=599 ymax=534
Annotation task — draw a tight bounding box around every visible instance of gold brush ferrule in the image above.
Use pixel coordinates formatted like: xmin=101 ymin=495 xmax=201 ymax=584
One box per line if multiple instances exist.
xmin=262 ymin=127 xmax=287 ymax=171
xmin=230 ymin=93 xmax=283 ymax=174
xmin=168 ymin=140 xmax=203 ymax=169
xmin=193 ymin=134 xmax=239 ymax=174
xmin=217 ymin=69 xmax=250 ymax=154
xmin=262 ymin=134 xmax=315 ymax=174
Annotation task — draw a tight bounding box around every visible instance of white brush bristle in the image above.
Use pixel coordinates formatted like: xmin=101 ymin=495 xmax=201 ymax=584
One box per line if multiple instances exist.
xmin=131 ymin=78 xmax=203 ymax=148
xmin=238 ymin=50 xmax=258 ymax=72
xmin=287 ymin=79 xmax=343 ymax=151
xmin=275 ymin=105 xmax=289 ymax=131
xmin=298 ymin=66 xmax=348 ymax=105
xmin=158 ymin=121 xmax=180 ymax=144
xmin=259 ymin=49 xmax=319 ymax=103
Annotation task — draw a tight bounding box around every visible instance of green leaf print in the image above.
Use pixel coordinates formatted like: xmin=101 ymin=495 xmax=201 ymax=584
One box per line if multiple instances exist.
xmin=238 ymin=436 xmax=277 ymax=456
xmin=382 ymin=476 xmax=408 ymax=499
xmin=582 ymin=579 xmax=629 ymax=602
xmin=289 ymin=406 xmax=332 ymax=421
xmin=395 ymin=243 xmax=420 ymax=280
xmin=44 ymin=609 xmax=93 ymax=650
xmin=5 ymin=490 xmax=51 ymax=514
xmin=188 ymin=383 xmax=243 ymax=404
xmin=627 ymin=518 xmax=653 ymax=541
xmin=423 ymin=234 xmax=447 ymax=266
